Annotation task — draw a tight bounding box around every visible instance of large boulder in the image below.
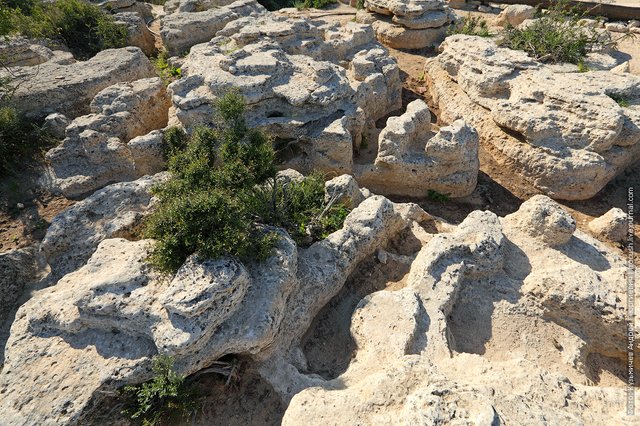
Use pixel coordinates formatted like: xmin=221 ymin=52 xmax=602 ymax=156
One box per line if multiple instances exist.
xmin=0 ymin=247 xmax=39 ymax=327
xmin=356 ymin=0 xmax=456 ymax=49
xmin=40 ymin=173 xmax=168 ymax=279
xmin=0 ymin=194 xmax=430 ymax=424
xmin=7 ymin=47 xmax=156 ymax=120
xmin=114 ymin=12 xmax=157 ymax=56
xmin=169 ymin=14 xmax=401 ymax=174
xmin=160 ymin=0 xmax=266 ymax=56
xmin=426 ymin=35 xmax=640 ymax=200
xmin=355 ymin=99 xmax=479 ymax=197
xmin=46 ymin=77 xmax=171 ymax=198
xmin=282 ymin=198 xmax=636 ymax=425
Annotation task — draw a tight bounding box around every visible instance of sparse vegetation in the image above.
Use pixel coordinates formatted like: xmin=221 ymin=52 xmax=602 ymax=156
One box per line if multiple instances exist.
xmin=427 ymin=189 xmax=450 ymax=202
xmin=144 ymin=92 xmax=349 ymax=273
xmin=258 ymin=0 xmax=334 ymax=10
xmin=122 ymin=355 xmax=199 ymax=426
xmin=152 ymin=50 xmax=182 ymax=85
xmin=576 ymin=60 xmax=589 ymax=73
xmin=0 ymin=0 xmax=127 ymax=59
xmin=499 ymin=0 xmax=621 ymax=64
xmin=608 ymin=93 xmax=630 ymax=108
xmin=448 ymin=14 xmax=492 ymax=37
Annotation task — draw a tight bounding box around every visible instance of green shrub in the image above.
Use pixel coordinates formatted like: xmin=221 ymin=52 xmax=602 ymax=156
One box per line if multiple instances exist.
xmin=0 ymin=106 xmax=55 ymax=176
xmin=152 ymin=50 xmax=182 ymax=85
xmin=499 ymin=0 xmax=612 ymax=64
xmin=427 ymin=189 xmax=450 ymax=202
xmin=608 ymin=93 xmax=630 ymax=108
xmin=122 ymin=355 xmax=199 ymax=426
xmin=448 ymin=14 xmax=492 ymax=37
xmin=144 ymin=92 xmax=349 ymax=273
xmin=0 ymin=0 xmax=127 ymax=59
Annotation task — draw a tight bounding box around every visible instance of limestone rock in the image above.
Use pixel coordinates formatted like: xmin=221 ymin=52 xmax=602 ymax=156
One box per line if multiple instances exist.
xmin=40 ymin=173 xmax=168 ymax=279
xmin=0 ymin=194 xmax=429 ymax=424
xmin=357 ymin=0 xmax=455 ymax=49
xmin=426 ymin=35 xmax=640 ymax=200
xmin=7 ymin=47 xmax=156 ymax=120
xmin=0 ymin=37 xmax=72 ymax=67
xmin=46 ymin=77 xmax=170 ymax=198
xmin=324 ymin=174 xmax=365 ymax=209
xmin=160 ymin=0 xmax=266 ymax=56
xmin=495 ymin=4 xmax=535 ymax=27
xmin=170 ymin=14 xmax=401 ymax=174
xmin=282 ymin=198 xmax=635 ymax=425
xmin=0 ymin=247 xmax=39 ymax=326
xmin=42 ymin=113 xmax=70 ymax=139
xmin=127 ymin=130 xmax=167 ymax=177
xmin=588 ymin=207 xmax=627 ymax=242
xmin=114 ymin=12 xmax=157 ymax=56
xmin=356 ymin=99 xmax=478 ymax=197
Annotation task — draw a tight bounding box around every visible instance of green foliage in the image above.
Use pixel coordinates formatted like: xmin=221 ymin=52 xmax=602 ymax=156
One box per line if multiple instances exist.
xmin=152 ymin=50 xmax=182 ymax=85
xmin=122 ymin=355 xmax=199 ymax=426
xmin=258 ymin=0 xmax=334 ymax=10
xmin=144 ymin=92 xmax=349 ymax=273
xmin=449 ymin=14 xmax=491 ymax=37
xmin=0 ymin=106 xmax=55 ymax=176
xmin=576 ymin=60 xmax=589 ymax=73
xmin=161 ymin=126 xmax=188 ymax=158
xmin=356 ymin=0 xmax=364 ymax=10
xmin=499 ymin=0 xmax=611 ymax=64
xmin=427 ymin=189 xmax=450 ymax=202
xmin=249 ymin=172 xmax=351 ymax=244
xmin=294 ymin=0 xmax=335 ymax=9
xmin=608 ymin=93 xmax=630 ymax=108
xmin=0 ymin=0 xmax=127 ymax=59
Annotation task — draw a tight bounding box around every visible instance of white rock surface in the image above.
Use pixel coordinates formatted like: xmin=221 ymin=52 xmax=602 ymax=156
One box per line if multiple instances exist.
xmin=40 ymin=173 xmax=168 ymax=279
xmin=114 ymin=11 xmax=157 ymax=56
xmin=0 ymin=195 xmax=429 ymax=424
xmin=170 ymin=14 xmax=401 ymax=174
xmin=160 ymin=0 xmax=266 ymax=56
xmin=426 ymin=35 xmax=640 ymax=200
xmin=6 ymin=47 xmax=156 ymax=120
xmin=46 ymin=77 xmax=170 ymax=198
xmin=356 ymin=99 xmax=479 ymax=197
xmin=357 ymin=0 xmax=456 ymax=49
xmin=588 ymin=207 xmax=627 ymax=242
xmin=495 ymin=4 xmax=535 ymax=27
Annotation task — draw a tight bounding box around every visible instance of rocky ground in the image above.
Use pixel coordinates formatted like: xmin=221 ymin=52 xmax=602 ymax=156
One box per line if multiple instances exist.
xmin=0 ymin=0 xmax=639 ymax=425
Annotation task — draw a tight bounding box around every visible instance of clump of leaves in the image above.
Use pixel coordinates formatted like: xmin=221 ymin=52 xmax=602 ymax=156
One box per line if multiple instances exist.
xmin=427 ymin=189 xmax=450 ymax=202
xmin=449 ymin=14 xmax=492 ymax=37
xmin=152 ymin=50 xmax=182 ymax=85
xmin=0 ymin=0 xmax=127 ymax=59
xmin=144 ymin=91 xmax=349 ymax=273
xmin=122 ymin=355 xmax=199 ymax=426
xmin=499 ymin=0 xmax=622 ymax=64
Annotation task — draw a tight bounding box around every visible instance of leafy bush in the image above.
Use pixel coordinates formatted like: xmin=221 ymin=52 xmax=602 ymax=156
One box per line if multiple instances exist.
xmin=499 ymin=0 xmax=613 ymax=64
xmin=448 ymin=14 xmax=491 ymax=37
xmin=0 ymin=0 xmax=127 ymax=59
xmin=122 ymin=355 xmax=199 ymax=426
xmin=144 ymin=92 xmax=349 ymax=273
xmin=152 ymin=50 xmax=182 ymax=85
xmin=0 ymin=106 xmax=54 ymax=176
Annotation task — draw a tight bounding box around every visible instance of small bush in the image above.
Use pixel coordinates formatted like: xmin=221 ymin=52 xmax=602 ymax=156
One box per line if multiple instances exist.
xmin=449 ymin=15 xmax=492 ymax=37
xmin=122 ymin=355 xmax=199 ymax=426
xmin=499 ymin=0 xmax=612 ymax=64
xmin=152 ymin=50 xmax=182 ymax=85
xmin=0 ymin=0 xmax=127 ymax=59
xmin=144 ymin=92 xmax=349 ymax=273
xmin=608 ymin=93 xmax=630 ymax=108
xmin=0 ymin=106 xmax=55 ymax=176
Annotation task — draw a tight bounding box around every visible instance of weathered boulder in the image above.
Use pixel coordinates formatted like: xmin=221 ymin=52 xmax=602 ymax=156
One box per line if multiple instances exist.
xmin=356 ymin=0 xmax=456 ymax=49
xmin=40 ymin=173 xmax=168 ymax=279
xmin=0 ymin=193 xmax=430 ymax=424
xmin=355 ymin=99 xmax=479 ymax=197
xmin=160 ymin=0 xmax=266 ymax=56
xmin=0 ymin=247 xmax=39 ymax=326
xmin=170 ymin=14 xmax=401 ymax=174
xmin=0 ymin=37 xmax=72 ymax=67
xmin=324 ymin=174 xmax=367 ymax=209
xmin=114 ymin=12 xmax=157 ymax=56
xmin=42 ymin=113 xmax=70 ymax=139
xmin=495 ymin=4 xmax=535 ymax=27
xmin=7 ymin=47 xmax=156 ymax=120
xmin=282 ymin=198 xmax=636 ymax=425
xmin=588 ymin=207 xmax=627 ymax=242
xmin=426 ymin=35 xmax=640 ymax=200
xmin=46 ymin=77 xmax=170 ymax=198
